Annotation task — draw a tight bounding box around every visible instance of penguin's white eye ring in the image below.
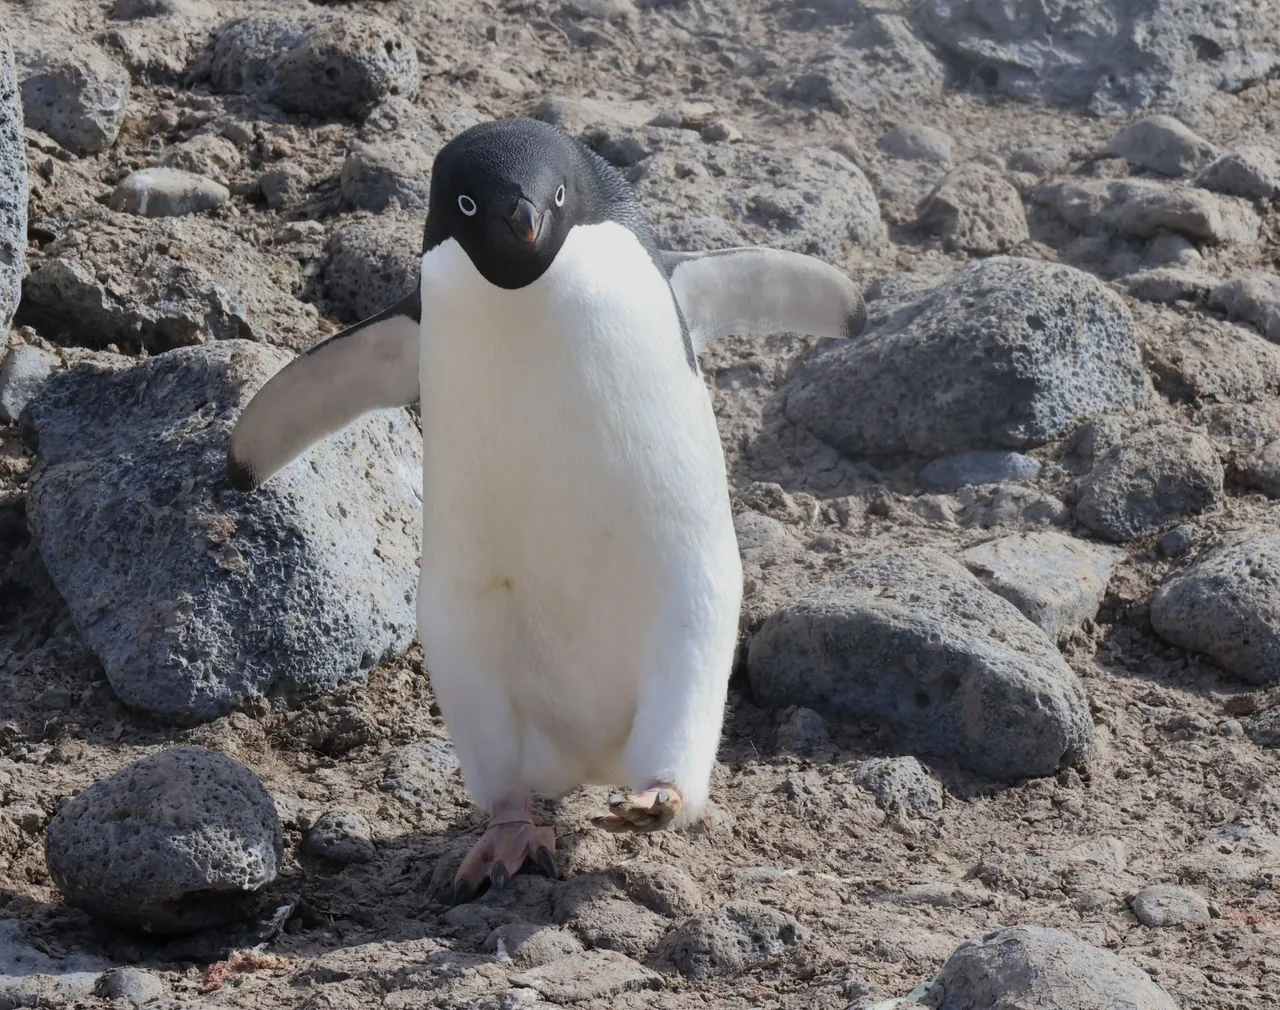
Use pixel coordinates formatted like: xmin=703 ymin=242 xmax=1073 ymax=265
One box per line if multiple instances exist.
xmin=554 ymin=184 xmax=566 ymax=208
xmin=457 ymin=194 xmax=477 ymax=216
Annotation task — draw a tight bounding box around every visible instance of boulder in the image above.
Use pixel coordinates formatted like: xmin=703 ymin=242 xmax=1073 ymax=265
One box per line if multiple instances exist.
xmin=0 ymin=30 xmax=25 ymax=333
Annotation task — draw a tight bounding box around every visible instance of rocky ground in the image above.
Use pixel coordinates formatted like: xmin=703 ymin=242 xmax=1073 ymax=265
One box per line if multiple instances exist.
xmin=1 ymin=1 xmax=1279 ymax=1008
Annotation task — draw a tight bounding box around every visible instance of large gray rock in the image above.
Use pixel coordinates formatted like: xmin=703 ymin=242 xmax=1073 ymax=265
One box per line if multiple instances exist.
xmin=340 ymin=137 xmax=435 ymax=213
xmin=24 ymin=341 xmax=422 ymax=722
xmin=206 ymin=12 xmax=418 ymax=119
xmin=323 ymin=215 xmax=420 ymax=324
xmin=15 ymin=40 xmax=129 ymax=155
xmin=1104 ymin=115 xmax=1219 ymax=177
xmin=916 ymin=164 xmax=1029 ymax=254
xmin=0 ymin=32 xmax=25 ymax=334
xmin=1151 ymin=533 xmax=1280 ymax=684
xmin=921 ymin=925 xmax=1177 ymax=1009
xmin=785 ymin=257 xmax=1147 ymax=458
xmin=21 ymin=209 xmax=319 ymax=353
xmin=1039 ymin=179 xmax=1261 ymax=246
xmin=1209 ymin=273 xmax=1280 ymax=343
xmin=1195 ymin=145 xmax=1280 ymax=201
xmin=747 ymin=550 xmax=1094 ymax=780
xmin=918 ymin=0 xmax=1280 ymax=117
xmin=1074 ymin=424 xmax=1223 ymax=542
xmin=45 ymin=747 xmax=283 ymax=934
xmin=962 ymin=531 xmax=1124 ymax=640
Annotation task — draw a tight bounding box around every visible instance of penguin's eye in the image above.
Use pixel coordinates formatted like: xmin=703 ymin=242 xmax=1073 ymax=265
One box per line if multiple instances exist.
xmin=554 ymin=184 xmax=566 ymax=208
xmin=457 ymin=194 xmax=477 ymax=216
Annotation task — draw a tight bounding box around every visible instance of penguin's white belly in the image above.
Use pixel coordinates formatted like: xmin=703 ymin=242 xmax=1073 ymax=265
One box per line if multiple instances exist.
xmin=417 ymin=222 xmax=741 ymax=801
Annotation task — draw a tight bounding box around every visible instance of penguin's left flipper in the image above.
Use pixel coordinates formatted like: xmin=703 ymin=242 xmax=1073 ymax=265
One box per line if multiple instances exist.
xmin=591 ymin=786 xmax=683 ymax=833
xmin=225 ymin=291 xmax=422 ymax=493
xmin=662 ymin=247 xmax=867 ymax=351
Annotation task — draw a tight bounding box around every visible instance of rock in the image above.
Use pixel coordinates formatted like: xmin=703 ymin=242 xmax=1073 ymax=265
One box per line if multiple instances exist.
xmin=509 ymin=949 xmax=661 ymax=1002
xmin=1039 ymin=179 xmax=1261 ymax=246
xmin=916 ymin=164 xmax=1029 ymax=254
xmin=1145 ymin=232 xmax=1202 ymax=267
xmin=379 ymin=739 xmax=460 ymax=808
xmin=1007 ymin=146 xmax=1070 ymax=175
xmin=1161 ymin=524 xmax=1195 ymax=557
xmin=306 ymin=810 xmax=375 ymax=865
xmin=1151 ymin=532 xmax=1280 ymax=684
xmin=854 ymin=757 xmax=943 ymax=817
xmin=1104 ymin=115 xmax=1219 ymax=177
xmin=919 ymin=451 xmax=1041 ymax=493
xmin=0 ymin=345 xmax=57 ymax=424
xmin=15 ymin=40 xmax=129 ymax=155
xmin=786 ymin=15 xmax=945 ymax=111
xmin=747 ymin=549 xmax=1093 ymax=780
xmin=158 ymin=133 xmax=243 ymax=185
xmin=0 ymin=32 xmax=25 ymax=335
xmin=776 ymin=706 xmax=831 ymax=753
xmin=1249 ymin=707 xmax=1280 ymax=748
xmin=486 ymin=922 xmax=584 ymax=968
xmin=957 ymin=485 xmax=1071 ymax=529
xmin=1239 ymin=439 xmax=1280 ymax=497
xmin=20 ymin=210 xmax=319 ymax=353
xmin=785 ymin=257 xmax=1147 ymax=458
xmin=1074 ymin=424 xmax=1223 ymax=542
xmin=921 ymin=925 xmax=1176 ymax=1009
xmin=0 ymin=920 xmax=109 ymax=1007
xmin=654 ymin=902 xmax=804 ymax=980
xmin=1131 ymin=883 xmax=1211 ymax=927
xmin=112 ymin=0 xmax=216 ymax=16
xmin=323 ymin=215 xmax=421 ymax=323
xmin=918 ymin=0 xmax=1280 ymax=117
xmin=880 ymin=124 xmax=952 ymax=164
xmin=1209 ymin=274 xmax=1280 ymax=343
xmin=96 ymin=966 xmax=167 ymax=1007
xmin=340 ymin=137 xmax=435 ymax=213
xmin=1195 ymin=145 xmax=1280 ymax=200
xmin=552 ymin=875 xmax=670 ymax=958
xmin=614 ymin=862 xmax=704 ymax=919
xmin=24 ymin=342 xmax=421 ymax=722
xmin=259 ymin=162 xmax=309 ymax=210
xmin=108 ymin=167 xmax=230 ymax=217
xmin=962 ymin=532 xmax=1124 ymax=640
xmin=207 ymin=13 xmax=418 ymax=120
xmin=45 ymin=747 xmax=282 ymax=933
xmin=1123 ymin=267 xmax=1215 ymax=304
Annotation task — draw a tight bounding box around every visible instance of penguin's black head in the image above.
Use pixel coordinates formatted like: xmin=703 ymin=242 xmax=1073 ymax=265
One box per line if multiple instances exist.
xmin=423 ymin=118 xmax=635 ymax=290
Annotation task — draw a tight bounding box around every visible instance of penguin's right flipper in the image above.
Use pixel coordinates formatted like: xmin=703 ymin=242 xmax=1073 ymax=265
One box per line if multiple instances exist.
xmin=226 ymin=291 xmax=421 ymax=493
xmin=661 ymin=247 xmax=867 ymax=351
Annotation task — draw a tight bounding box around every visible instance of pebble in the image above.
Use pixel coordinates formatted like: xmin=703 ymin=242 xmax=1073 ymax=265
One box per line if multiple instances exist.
xmin=776 ymin=706 xmax=831 ymax=753
xmin=1208 ymin=273 xmax=1280 ymax=343
xmin=916 ymin=164 xmax=1030 ymax=254
xmin=957 ymin=484 xmax=1070 ymax=529
xmin=158 ymin=133 xmax=243 ymax=185
xmin=1160 ymin=524 xmax=1196 ymax=558
xmin=1074 ymin=424 xmax=1223 ymax=542
xmin=44 ymin=747 xmax=282 ymax=933
xmin=485 ymin=922 xmax=584 ymax=968
xmin=509 ymin=949 xmax=661 ymax=1002
xmin=1006 ymin=146 xmax=1069 ymax=175
xmin=24 ymin=342 xmax=422 ymax=721
xmin=747 ymin=549 xmax=1093 ymax=780
xmin=207 ymin=12 xmax=418 ymax=119
xmin=653 ymin=902 xmax=804 ymax=979
xmin=15 ymin=41 xmax=130 ymax=155
xmin=920 ymin=925 xmax=1176 ymax=1009
xmin=880 ymin=123 xmax=952 ymax=164
xmin=340 ymin=138 xmax=435 ymax=213
xmin=323 ymin=215 xmax=421 ymax=323
xmin=0 ymin=34 xmax=25 ymax=335
xmin=1039 ymin=178 xmax=1261 ymax=246
xmin=1123 ymin=267 xmax=1216 ymax=305
xmin=259 ymin=162 xmax=309 ymax=210
xmin=784 ymin=257 xmax=1147 ymax=458
xmin=1195 ymin=145 xmax=1280 ymax=201
xmin=962 ymin=531 xmax=1123 ymax=640
xmin=96 ymin=966 xmax=167 ymax=1007
xmin=108 ymin=167 xmax=230 ymax=217
xmin=306 ymin=810 xmax=375 ymax=865
xmin=0 ymin=345 xmax=58 ymax=424
xmin=1150 ymin=532 xmax=1280 ymax=684
xmin=919 ymin=451 xmax=1041 ymax=493
xmin=379 ymin=739 xmax=461 ymax=809
xmin=1130 ymin=883 xmax=1211 ymax=927
xmin=1103 ymin=114 xmax=1219 ymax=177
xmin=855 ymin=757 xmax=943 ymax=817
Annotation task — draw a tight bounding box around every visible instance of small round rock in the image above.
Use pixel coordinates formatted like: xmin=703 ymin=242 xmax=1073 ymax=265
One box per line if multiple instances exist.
xmin=45 ymin=747 xmax=283 ymax=934
xmin=776 ymin=706 xmax=831 ymax=753
xmin=1131 ymin=883 xmax=1211 ymax=927
xmin=96 ymin=966 xmax=167 ymax=1007
xmin=306 ymin=809 xmax=375 ymax=865
xmin=1160 ymin=524 xmax=1195 ymax=558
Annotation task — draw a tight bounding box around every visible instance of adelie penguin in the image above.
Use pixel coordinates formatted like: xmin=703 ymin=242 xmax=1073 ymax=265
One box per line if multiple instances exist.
xmin=227 ymin=117 xmax=866 ymax=904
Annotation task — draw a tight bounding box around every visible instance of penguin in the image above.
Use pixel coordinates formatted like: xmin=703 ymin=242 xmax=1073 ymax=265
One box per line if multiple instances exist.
xmin=227 ymin=118 xmax=866 ymax=903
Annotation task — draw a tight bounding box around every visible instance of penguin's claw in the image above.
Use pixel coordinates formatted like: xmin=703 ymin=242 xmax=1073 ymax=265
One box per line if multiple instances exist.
xmin=451 ymin=820 xmax=558 ymax=905
xmin=591 ymin=785 xmax=683 ymax=833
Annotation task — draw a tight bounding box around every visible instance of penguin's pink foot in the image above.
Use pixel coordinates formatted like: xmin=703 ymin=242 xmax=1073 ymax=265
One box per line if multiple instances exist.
xmin=591 ymin=784 xmax=683 ymax=833
xmin=452 ymin=801 xmax=557 ymax=905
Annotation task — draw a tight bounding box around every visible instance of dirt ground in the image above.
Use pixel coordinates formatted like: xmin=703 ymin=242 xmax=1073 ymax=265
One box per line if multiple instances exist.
xmin=2 ymin=1 xmax=1280 ymax=1008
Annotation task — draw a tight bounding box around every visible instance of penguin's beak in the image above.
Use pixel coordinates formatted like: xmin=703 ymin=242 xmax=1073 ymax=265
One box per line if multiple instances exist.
xmin=507 ymin=197 xmax=541 ymax=244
